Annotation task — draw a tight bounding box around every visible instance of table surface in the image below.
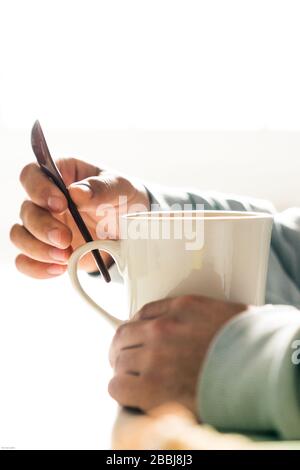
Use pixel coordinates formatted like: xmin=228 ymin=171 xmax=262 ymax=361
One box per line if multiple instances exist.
xmin=1 ymin=265 xmax=299 ymax=450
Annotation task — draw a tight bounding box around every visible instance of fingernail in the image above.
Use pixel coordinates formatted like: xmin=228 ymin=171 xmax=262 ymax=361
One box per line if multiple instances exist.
xmin=47 ymin=264 xmax=66 ymax=275
xmin=49 ymin=247 xmax=68 ymax=262
xmin=48 ymin=228 xmax=62 ymax=247
xmin=48 ymin=196 xmax=64 ymax=212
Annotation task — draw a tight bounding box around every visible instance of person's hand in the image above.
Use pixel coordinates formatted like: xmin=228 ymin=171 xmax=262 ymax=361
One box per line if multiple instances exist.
xmin=109 ymin=295 xmax=247 ymax=415
xmin=10 ymin=158 xmax=149 ymax=278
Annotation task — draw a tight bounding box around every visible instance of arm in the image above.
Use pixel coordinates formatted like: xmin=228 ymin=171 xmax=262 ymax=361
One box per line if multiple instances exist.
xmin=109 ymin=294 xmax=300 ymax=439
xmin=146 ymin=183 xmax=276 ymax=213
xmin=198 ymin=305 xmax=300 ymax=439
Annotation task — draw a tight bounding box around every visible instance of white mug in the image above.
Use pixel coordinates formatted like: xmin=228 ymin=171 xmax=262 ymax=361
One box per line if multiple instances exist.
xmin=68 ymin=210 xmax=273 ymax=329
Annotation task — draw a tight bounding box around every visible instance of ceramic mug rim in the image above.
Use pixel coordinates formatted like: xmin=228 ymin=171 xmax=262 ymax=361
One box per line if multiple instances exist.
xmin=122 ymin=210 xmax=274 ymax=221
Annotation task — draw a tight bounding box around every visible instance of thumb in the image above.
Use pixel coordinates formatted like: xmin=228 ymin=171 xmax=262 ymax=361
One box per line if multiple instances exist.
xmin=68 ymin=182 xmax=93 ymax=208
xmin=68 ymin=176 xmax=117 ymax=210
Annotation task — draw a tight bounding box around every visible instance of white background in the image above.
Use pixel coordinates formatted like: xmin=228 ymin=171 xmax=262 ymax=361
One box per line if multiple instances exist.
xmin=1 ymin=0 xmax=300 ymax=449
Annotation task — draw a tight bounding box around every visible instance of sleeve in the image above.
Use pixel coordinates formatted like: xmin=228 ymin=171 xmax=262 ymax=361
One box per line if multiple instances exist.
xmin=198 ymin=305 xmax=300 ymax=439
xmin=270 ymin=208 xmax=300 ymax=290
xmin=145 ymin=183 xmax=276 ymax=213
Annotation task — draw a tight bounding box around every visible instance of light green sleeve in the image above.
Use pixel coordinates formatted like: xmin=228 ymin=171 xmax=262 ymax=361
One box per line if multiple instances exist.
xmin=198 ymin=305 xmax=300 ymax=439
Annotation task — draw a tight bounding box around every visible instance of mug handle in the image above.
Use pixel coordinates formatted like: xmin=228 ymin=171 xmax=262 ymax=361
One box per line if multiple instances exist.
xmin=68 ymin=240 xmax=125 ymax=329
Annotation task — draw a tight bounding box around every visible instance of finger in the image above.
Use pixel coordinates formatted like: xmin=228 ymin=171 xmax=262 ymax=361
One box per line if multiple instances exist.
xmin=55 ymin=158 xmax=102 ymax=185
xmin=108 ymin=374 xmax=143 ymax=409
xmin=109 ymin=320 xmax=146 ymax=367
xmin=68 ymin=173 xmax=132 ymax=210
xmin=20 ymin=201 xmax=72 ymax=249
xmin=15 ymin=254 xmax=67 ymax=279
xmin=10 ymin=224 xmax=72 ymax=264
xmin=20 ymin=162 xmax=68 ymax=213
xmin=114 ymin=348 xmax=144 ymax=375
xmin=134 ymin=298 xmax=174 ymax=321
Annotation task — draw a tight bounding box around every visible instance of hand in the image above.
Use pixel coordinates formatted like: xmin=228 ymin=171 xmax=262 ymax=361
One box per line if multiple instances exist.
xmin=10 ymin=158 xmax=149 ymax=278
xmin=109 ymin=295 xmax=247 ymax=415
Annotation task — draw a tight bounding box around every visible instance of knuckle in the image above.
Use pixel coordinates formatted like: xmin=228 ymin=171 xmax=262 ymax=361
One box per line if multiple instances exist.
xmin=92 ymin=175 xmax=111 ymax=194
xmin=19 ymin=200 xmax=31 ymax=221
xmin=148 ymin=317 xmax=175 ymax=338
xmin=107 ymin=377 xmax=118 ymax=399
xmin=148 ymin=318 xmax=164 ymax=337
xmin=110 ymin=323 xmax=129 ymax=353
xmin=116 ymin=175 xmax=130 ymax=188
xmin=9 ymin=224 xmax=20 ymax=243
xmin=114 ymin=322 xmax=128 ymax=340
xmin=138 ymin=303 xmax=151 ymax=319
xmin=19 ymin=163 xmax=34 ymax=185
xmin=20 ymin=163 xmax=51 ymax=203
xmin=114 ymin=353 xmax=123 ymax=371
xmin=138 ymin=300 xmax=161 ymax=319
xmin=174 ymin=294 xmax=197 ymax=309
xmin=108 ymin=376 xmax=134 ymax=408
xmin=115 ymin=351 xmax=133 ymax=372
xmin=15 ymin=254 xmax=24 ymax=272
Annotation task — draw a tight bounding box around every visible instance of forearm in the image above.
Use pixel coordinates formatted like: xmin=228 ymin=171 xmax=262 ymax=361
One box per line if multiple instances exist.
xmin=198 ymin=305 xmax=300 ymax=439
xmin=145 ymin=182 xmax=276 ymax=214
